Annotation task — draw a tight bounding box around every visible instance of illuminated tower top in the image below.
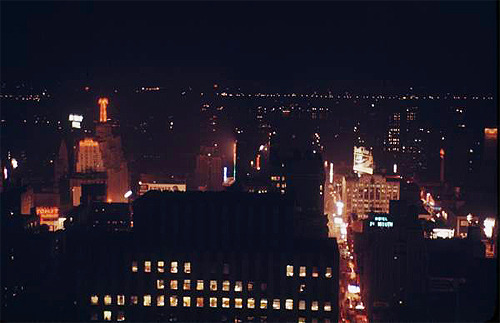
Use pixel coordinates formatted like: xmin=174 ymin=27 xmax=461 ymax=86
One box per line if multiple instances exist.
xmin=98 ymin=97 xmax=109 ymax=123
xmin=440 ymin=148 xmax=445 ymax=159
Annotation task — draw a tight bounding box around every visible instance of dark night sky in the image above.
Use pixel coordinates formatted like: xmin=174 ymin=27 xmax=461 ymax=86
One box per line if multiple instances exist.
xmin=1 ymin=1 xmax=497 ymax=92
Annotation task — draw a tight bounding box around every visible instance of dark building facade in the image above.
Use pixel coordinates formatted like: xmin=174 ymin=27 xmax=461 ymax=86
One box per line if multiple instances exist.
xmin=63 ymin=191 xmax=339 ymax=322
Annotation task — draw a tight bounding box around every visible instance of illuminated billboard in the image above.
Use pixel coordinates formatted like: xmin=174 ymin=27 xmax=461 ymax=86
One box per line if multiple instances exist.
xmin=69 ymin=114 xmax=83 ymax=129
xmin=36 ymin=206 xmax=59 ymax=220
xmin=353 ymin=146 xmax=373 ymax=175
xmin=139 ymin=183 xmax=186 ymax=195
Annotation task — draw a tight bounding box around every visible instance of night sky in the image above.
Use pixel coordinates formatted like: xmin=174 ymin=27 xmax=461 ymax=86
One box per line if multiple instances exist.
xmin=1 ymin=1 xmax=498 ymax=92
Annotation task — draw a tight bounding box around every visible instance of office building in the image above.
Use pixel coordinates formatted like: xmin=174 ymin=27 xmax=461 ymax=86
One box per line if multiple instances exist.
xmin=61 ymin=191 xmax=339 ymax=322
xmin=354 ymin=204 xmax=427 ymax=322
xmin=75 ymin=139 xmax=105 ymax=173
xmin=343 ymin=174 xmax=400 ymax=219
xmin=195 ymin=146 xmax=223 ymax=191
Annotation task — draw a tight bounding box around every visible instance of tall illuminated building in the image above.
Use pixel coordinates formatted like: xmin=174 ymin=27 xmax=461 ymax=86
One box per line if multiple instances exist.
xmin=385 ymin=112 xmax=401 ymax=153
xmin=69 ymin=98 xmax=130 ymax=204
xmin=95 ymin=98 xmax=130 ymax=203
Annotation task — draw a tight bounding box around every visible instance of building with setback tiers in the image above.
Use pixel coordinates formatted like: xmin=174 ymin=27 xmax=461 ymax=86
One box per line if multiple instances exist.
xmin=67 ymin=191 xmax=338 ymax=322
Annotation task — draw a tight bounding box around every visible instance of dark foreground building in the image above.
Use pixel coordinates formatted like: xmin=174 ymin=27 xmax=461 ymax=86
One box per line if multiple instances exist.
xmin=63 ymin=191 xmax=338 ymax=322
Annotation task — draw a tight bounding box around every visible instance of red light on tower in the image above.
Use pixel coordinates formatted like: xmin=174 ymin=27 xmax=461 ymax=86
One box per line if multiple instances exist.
xmin=440 ymin=148 xmax=445 ymax=183
xmin=98 ymin=97 xmax=109 ymax=123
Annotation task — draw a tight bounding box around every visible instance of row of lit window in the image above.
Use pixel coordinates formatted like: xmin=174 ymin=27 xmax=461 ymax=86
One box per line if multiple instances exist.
xmin=157 ymin=279 xmax=253 ymax=292
xmin=91 ymin=295 xmax=331 ymax=311
xmin=132 ymin=261 xmax=190 ymax=274
xmin=285 ymin=266 xmax=332 ymax=278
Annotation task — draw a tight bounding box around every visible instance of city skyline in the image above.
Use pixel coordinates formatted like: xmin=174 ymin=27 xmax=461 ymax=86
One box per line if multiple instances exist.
xmin=1 ymin=2 xmax=498 ymax=323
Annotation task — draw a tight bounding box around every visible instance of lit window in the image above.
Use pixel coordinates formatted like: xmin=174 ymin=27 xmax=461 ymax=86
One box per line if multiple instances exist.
xmin=325 ymin=267 xmax=332 ymax=278
xmin=144 ymin=261 xmax=151 ymax=273
xmin=286 ymin=265 xmax=294 ymax=277
xmin=299 ymin=266 xmax=306 ymax=277
xmin=299 ymin=284 xmax=306 ymax=292
xmin=324 ymin=302 xmax=331 ymax=312
xmin=235 ymin=298 xmax=243 ymax=308
xmin=170 ymin=280 xmax=178 ymax=290
xmin=311 ymin=301 xmax=319 ymax=311
xmin=132 ymin=261 xmax=138 ymax=272
xmin=91 ymin=295 xmax=99 ymax=305
xmin=117 ymin=311 xmax=125 ymax=321
xmin=235 ymin=281 xmax=242 ymax=292
xmin=170 ymin=296 xmax=178 ymax=307
xmin=196 ymin=280 xmax=204 ymax=290
xmin=183 ymin=297 xmax=191 ymax=307
xmin=210 ymin=297 xmax=217 ymax=308
xmin=312 ymin=267 xmax=319 ymax=278
xmin=298 ymin=317 xmax=306 ymax=323
xmin=157 ymin=279 xmax=164 ymax=289
xmin=260 ymin=299 xmax=268 ymax=309
xmin=223 ymin=263 xmax=230 ymax=274
xmin=299 ymin=300 xmax=306 ymax=310
xmin=104 ymin=295 xmax=112 ymax=305
xmin=143 ymin=295 xmax=151 ymax=306
xmin=183 ymin=279 xmax=191 ymax=290
xmin=223 ymin=280 xmax=230 ymax=291
xmin=196 ymin=297 xmax=204 ymax=307
xmin=210 ymin=280 xmax=217 ymax=291
xmin=222 ymin=297 xmax=230 ymax=308
xmin=184 ymin=262 xmax=191 ymax=273
xmin=273 ymin=299 xmax=280 ymax=310
xmin=247 ymin=282 xmax=254 ymax=291
xmin=130 ymin=296 xmax=138 ymax=305
xmin=285 ymin=299 xmax=293 ymax=310
xmin=247 ymin=298 xmax=255 ymax=309
xmin=157 ymin=295 xmax=165 ymax=306
xmin=171 ymin=261 xmax=178 ymax=273
xmin=103 ymin=310 xmax=112 ymax=321
xmin=158 ymin=261 xmax=164 ymax=273
xmin=117 ymin=295 xmax=125 ymax=306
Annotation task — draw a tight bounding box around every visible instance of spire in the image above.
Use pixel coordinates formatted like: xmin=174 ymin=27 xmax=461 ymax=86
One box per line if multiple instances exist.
xmin=98 ymin=97 xmax=109 ymax=122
